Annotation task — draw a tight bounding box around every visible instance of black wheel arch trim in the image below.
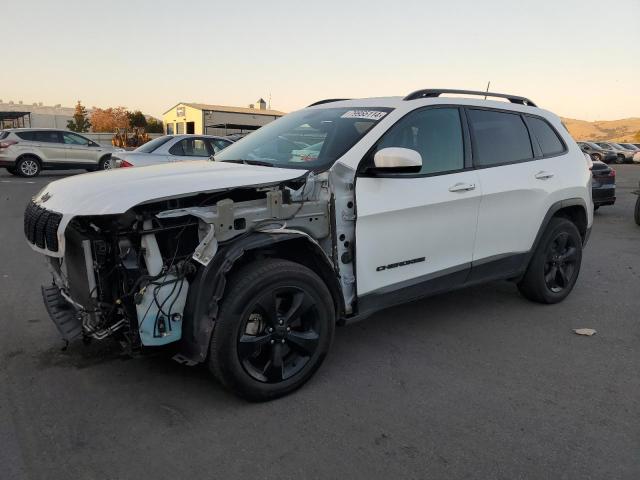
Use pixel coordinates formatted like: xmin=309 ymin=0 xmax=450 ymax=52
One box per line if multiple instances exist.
xmin=178 ymin=231 xmax=342 ymax=364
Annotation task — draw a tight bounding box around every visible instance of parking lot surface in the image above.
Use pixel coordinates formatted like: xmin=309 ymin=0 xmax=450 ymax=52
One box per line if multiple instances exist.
xmin=1 ymin=167 xmax=639 ymax=479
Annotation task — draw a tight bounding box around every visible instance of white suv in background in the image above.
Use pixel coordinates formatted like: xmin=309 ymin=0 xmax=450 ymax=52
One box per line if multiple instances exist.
xmin=25 ymin=89 xmax=592 ymax=400
xmin=0 ymin=129 xmax=116 ymax=177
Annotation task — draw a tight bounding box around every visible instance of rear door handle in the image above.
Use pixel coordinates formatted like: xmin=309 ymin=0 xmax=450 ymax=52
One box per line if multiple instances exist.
xmin=535 ymin=171 xmax=554 ymax=180
xmin=448 ymin=182 xmax=476 ymax=192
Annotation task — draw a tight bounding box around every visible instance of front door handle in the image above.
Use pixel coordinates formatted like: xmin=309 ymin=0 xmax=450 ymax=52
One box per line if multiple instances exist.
xmin=535 ymin=171 xmax=554 ymax=180
xmin=448 ymin=182 xmax=476 ymax=192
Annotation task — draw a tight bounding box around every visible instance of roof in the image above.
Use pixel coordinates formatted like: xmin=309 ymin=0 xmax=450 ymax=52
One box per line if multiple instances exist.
xmin=0 ymin=111 xmax=31 ymax=121
xmin=164 ymin=102 xmax=285 ymax=116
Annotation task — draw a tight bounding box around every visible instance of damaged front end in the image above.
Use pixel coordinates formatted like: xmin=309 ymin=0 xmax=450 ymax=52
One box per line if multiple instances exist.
xmin=29 ymin=171 xmax=349 ymax=361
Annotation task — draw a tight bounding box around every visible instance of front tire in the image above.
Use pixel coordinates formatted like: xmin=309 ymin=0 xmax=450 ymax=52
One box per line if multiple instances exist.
xmin=518 ymin=218 xmax=583 ymax=304
xmin=98 ymin=156 xmax=113 ymax=170
xmin=209 ymin=258 xmax=335 ymax=401
xmin=16 ymin=157 xmax=41 ymax=177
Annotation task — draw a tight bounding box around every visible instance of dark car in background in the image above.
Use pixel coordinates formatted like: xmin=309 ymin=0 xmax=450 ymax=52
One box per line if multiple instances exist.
xmin=591 ymin=160 xmax=616 ymax=210
xmin=596 ymin=142 xmax=634 ymax=164
xmin=578 ymin=142 xmax=617 ymax=163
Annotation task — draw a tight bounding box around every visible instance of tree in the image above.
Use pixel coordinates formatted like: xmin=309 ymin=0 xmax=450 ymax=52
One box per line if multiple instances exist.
xmin=127 ymin=110 xmax=147 ymax=129
xmin=67 ymin=101 xmax=91 ymax=132
xmin=146 ymin=118 xmax=164 ymax=133
xmin=90 ymin=107 xmax=130 ymax=132
xmin=634 ymin=130 xmax=640 ymax=142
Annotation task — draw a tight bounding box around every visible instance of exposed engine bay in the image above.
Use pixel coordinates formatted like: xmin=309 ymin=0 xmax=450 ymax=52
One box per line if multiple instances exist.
xmin=38 ymin=170 xmax=355 ymax=358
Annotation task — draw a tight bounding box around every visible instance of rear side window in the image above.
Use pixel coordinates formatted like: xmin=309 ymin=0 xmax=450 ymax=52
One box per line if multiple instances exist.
xmin=468 ymin=109 xmax=533 ymax=166
xmin=0 ymin=131 xmax=10 ymax=140
xmin=16 ymin=131 xmax=35 ymax=141
xmin=527 ymin=117 xmax=565 ymax=156
xmin=34 ymin=131 xmax=61 ymax=143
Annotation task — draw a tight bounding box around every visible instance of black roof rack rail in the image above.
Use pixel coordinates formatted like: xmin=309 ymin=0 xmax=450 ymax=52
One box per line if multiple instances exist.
xmin=307 ymin=98 xmax=351 ymax=107
xmin=403 ymin=89 xmax=537 ymax=107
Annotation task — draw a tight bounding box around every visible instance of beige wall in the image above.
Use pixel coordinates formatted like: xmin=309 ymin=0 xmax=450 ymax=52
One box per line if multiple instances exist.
xmin=163 ymin=104 xmax=204 ymax=135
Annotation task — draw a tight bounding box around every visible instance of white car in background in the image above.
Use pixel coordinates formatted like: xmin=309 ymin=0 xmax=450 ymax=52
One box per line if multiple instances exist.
xmin=112 ymin=134 xmax=233 ymax=168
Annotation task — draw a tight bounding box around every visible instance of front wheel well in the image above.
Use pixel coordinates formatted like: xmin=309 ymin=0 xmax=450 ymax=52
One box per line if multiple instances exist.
xmin=553 ymin=205 xmax=588 ymax=240
xmin=232 ymin=237 xmax=345 ymax=317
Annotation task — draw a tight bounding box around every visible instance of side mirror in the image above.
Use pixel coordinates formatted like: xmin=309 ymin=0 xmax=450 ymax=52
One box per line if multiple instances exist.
xmin=371 ymin=147 xmax=422 ymax=173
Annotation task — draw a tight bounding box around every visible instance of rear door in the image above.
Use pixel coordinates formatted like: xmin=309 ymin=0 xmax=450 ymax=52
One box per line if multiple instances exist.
xmin=355 ymin=106 xmax=481 ymax=299
xmin=33 ymin=131 xmax=67 ymax=163
xmin=467 ymin=108 xmax=564 ymax=279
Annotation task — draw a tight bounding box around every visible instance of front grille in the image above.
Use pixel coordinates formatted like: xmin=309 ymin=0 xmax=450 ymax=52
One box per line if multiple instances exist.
xmin=24 ymin=201 xmax=62 ymax=251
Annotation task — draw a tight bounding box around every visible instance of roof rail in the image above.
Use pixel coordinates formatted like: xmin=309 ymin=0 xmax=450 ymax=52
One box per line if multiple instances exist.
xmin=307 ymin=98 xmax=351 ymax=107
xmin=403 ymin=89 xmax=537 ymax=107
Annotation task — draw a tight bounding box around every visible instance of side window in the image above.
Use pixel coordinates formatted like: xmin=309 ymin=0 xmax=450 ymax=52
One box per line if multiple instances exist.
xmin=16 ymin=131 xmax=35 ymax=141
xmin=210 ymin=139 xmax=232 ymax=153
xmin=34 ymin=131 xmax=61 ymax=143
xmin=169 ymin=138 xmax=209 ymax=157
xmin=375 ymin=107 xmax=464 ymax=175
xmin=62 ymin=132 xmax=88 ymax=145
xmin=527 ymin=117 xmax=565 ymax=156
xmin=468 ymin=109 xmax=533 ymax=166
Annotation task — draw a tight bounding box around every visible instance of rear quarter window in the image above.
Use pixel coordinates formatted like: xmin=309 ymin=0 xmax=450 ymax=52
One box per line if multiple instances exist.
xmin=0 ymin=131 xmax=9 ymax=140
xmin=526 ymin=116 xmax=566 ymax=156
xmin=15 ymin=131 xmax=36 ymax=141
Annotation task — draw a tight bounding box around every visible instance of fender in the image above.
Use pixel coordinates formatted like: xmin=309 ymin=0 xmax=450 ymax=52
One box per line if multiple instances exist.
xmin=176 ymin=231 xmax=341 ymax=364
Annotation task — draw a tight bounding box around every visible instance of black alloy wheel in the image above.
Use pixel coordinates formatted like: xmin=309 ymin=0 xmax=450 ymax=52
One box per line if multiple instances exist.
xmin=238 ymin=286 xmax=321 ymax=383
xmin=209 ymin=258 xmax=335 ymax=401
xmin=518 ymin=217 xmax=583 ymax=304
xmin=543 ymin=231 xmax=578 ymax=293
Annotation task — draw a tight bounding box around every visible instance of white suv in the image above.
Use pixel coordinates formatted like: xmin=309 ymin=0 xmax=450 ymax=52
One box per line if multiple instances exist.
xmin=25 ymin=89 xmax=592 ymax=400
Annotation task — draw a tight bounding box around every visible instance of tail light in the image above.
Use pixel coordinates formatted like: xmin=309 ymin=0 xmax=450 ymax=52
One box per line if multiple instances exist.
xmin=118 ymin=160 xmax=133 ymax=168
xmin=0 ymin=140 xmax=18 ymax=149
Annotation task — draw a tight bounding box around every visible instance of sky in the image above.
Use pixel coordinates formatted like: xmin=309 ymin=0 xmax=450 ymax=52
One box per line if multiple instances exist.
xmin=1 ymin=0 xmax=639 ymax=121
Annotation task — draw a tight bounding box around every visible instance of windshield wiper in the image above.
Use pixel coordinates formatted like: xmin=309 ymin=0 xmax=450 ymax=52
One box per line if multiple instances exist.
xmin=222 ymin=159 xmax=274 ymax=167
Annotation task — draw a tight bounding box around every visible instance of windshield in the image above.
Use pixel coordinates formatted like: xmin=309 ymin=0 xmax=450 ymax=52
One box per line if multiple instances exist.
xmin=135 ymin=135 xmax=173 ymax=153
xmin=215 ymin=107 xmax=392 ymax=170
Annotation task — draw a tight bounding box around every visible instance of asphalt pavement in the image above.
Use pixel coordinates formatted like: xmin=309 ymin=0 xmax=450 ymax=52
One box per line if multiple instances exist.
xmin=1 ymin=166 xmax=639 ymax=480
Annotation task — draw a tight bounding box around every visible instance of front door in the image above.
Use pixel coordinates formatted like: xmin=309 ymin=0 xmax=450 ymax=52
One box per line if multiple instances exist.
xmin=62 ymin=132 xmax=98 ymax=166
xmin=355 ymin=107 xmax=481 ymax=300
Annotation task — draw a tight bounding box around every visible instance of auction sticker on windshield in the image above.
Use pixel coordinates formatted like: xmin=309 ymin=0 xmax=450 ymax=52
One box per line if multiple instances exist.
xmin=341 ymin=110 xmax=388 ymax=121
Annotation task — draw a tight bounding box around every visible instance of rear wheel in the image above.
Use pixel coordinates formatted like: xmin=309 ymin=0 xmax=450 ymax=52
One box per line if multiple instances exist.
xmin=590 ymin=153 xmax=602 ymax=162
xmin=518 ymin=218 xmax=583 ymax=304
xmin=615 ymin=154 xmax=625 ymax=164
xmin=16 ymin=157 xmax=41 ymax=177
xmin=209 ymin=258 xmax=335 ymax=401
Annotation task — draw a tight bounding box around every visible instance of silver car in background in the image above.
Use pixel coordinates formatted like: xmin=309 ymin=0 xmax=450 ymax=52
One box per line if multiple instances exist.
xmin=0 ymin=128 xmax=117 ymax=177
xmin=112 ymin=134 xmax=233 ymax=168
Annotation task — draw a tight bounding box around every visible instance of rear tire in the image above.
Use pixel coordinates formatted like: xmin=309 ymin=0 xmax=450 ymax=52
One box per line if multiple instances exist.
xmin=518 ymin=218 xmax=583 ymax=304
xmin=590 ymin=153 xmax=602 ymax=162
xmin=208 ymin=258 xmax=335 ymax=401
xmin=615 ymin=154 xmax=625 ymax=164
xmin=16 ymin=157 xmax=41 ymax=177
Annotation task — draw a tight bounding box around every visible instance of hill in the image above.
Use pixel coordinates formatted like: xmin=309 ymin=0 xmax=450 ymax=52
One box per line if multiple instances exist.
xmin=561 ymin=117 xmax=640 ymax=143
